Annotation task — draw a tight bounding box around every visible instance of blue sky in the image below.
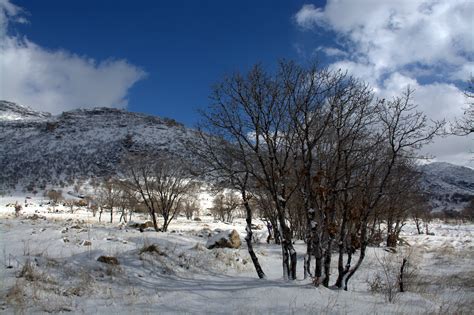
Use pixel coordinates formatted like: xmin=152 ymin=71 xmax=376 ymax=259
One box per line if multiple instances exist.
xmin=11 ymin=0 xmax=329 ymax=125
xmin=0 ymin=0 xmax=472 ymax=165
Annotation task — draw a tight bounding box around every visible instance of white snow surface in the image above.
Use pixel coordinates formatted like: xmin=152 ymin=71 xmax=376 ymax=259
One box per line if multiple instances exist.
xmin=0 ymin=193 xmax=473 ymax=314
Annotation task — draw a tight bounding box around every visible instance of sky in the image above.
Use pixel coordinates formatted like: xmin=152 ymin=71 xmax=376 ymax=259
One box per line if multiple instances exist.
xmin=0 ymin=0 xmax=472 ymax=166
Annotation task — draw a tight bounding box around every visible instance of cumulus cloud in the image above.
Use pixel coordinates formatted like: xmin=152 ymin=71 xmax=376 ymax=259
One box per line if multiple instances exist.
xmin=0 ymin=0 xmax=146 ymax=114
xmin=294 ymin=0 xmax=473 ymax=166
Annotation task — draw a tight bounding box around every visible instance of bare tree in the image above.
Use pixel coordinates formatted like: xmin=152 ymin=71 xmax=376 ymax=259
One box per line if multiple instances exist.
xmin=200 ymin=63 xmax=301 ymax=280
xmin=182 ymin=197 xmax=199 ymax=220
xmin=96 ymin=178 xmax=122 ymax=223
xmin=452 ymin=77 xmax=474 ymax=135
xmin=210 ymin=190 xmax=241 ymax=222
xmin=341 ymin=89 xmax=443 ymax=290
xmin=46 ymin=189 xmax=63 ymax=211
xmin=122 ymin=153 xmax=194 ymax=232
xmin=199 ymin=60 xmax=441 ymax=289
xmin=193 ymin=127 xmax=267 ymax=279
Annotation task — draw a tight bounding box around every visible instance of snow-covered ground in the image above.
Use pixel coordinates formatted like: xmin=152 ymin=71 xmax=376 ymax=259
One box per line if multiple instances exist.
xmin=0 ymin=193 xmax=473 ymax=314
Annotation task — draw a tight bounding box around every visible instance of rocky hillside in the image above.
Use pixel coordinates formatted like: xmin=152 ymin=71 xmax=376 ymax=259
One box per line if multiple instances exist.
xmin=1 ymin=101 xmax=472 ymax=212
xmin=0 ymin=101 xmax=200 ymax=191
xmin=420 ymin=162 xmax=474 ymax=212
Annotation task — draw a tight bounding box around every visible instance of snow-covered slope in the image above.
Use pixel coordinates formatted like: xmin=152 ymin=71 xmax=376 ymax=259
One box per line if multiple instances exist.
xmin=0 ymin=101 xmax=200 ymax=190
xmin=420 ymin=162 xmax=474 ymax=212
xmin=0 ymin=100 xmax=51 ymax=121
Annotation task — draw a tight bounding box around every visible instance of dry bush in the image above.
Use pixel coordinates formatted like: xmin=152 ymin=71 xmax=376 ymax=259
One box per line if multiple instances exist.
xmin=5 ymin=280 xmax=26 ymax=308
xmin=367 ymin=247 xmax=420 ymax=302
xmin=140 ymin=244 xmax=167 ymax=256
xmin=17 ymin=259 xmax=41 ymax=282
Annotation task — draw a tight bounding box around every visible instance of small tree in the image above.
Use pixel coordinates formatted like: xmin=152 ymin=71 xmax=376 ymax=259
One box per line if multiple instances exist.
xmin=461 ymin=199 xmax=474 ymax=221
xmin=210 ymin=190 xmax=241 ymax=222
xmin=96 ymin=178 xmax=122 ymax=223
xmin=123 ymin=153 xmax=195 ymax=232
xmin=46 ymin=190 xmax=63 ymax=211
xmin=14 ymin=202 xmax=22 ymax=217
xmin=182 ymin=197 xmax=199 ymax=220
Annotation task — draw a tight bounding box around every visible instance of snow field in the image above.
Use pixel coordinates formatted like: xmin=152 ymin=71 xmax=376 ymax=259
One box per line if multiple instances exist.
xmin=0 ymin=194 xmax=473 ymax=314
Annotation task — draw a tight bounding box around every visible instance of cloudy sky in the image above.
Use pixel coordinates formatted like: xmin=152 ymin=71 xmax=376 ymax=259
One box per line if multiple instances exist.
xmin=0 ymin=0 xmax=472 ymax=166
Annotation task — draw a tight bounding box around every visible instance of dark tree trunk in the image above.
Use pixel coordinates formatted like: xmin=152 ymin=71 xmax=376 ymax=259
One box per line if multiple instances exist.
xmin=273 ymin=222 xmax=281 ymax=244
xmin=322 ymin=239 xmax=333 ymax=287
xmin=399 ymin=258 xmax=407 ymax=292
xmin=335 ymin=209 xmax=349 ymax=288
xmin=414 ymin=217 xmax=422 ymax=234
xmin=343 ymin=222 xmax=368 ymax=290
xmin=313 ymin=224 xmax=322 ymax=285
xmin=243 ymin=199 xmax=266 ymax=279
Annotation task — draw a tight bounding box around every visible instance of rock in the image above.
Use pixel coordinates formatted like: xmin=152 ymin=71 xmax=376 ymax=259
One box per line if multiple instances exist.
xmin=206 ymin=229 xmax=241 ymax=249
xmin=80 ymin=240 xmax=92 ymax=246
xmin=97 ymin=256 xmax=119 ymax=265
xmin=193 ymin=217 xmax=202 ymax=221
xmin=128 ymin=221 xmax=155 ymax=230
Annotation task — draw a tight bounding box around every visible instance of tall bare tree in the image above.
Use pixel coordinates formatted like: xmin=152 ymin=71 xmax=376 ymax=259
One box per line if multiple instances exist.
xmin=200 ymin=63 xmax=301 ymax=280
xmin=193 ymin=128 xmax=267 ymax=279
xmin=341 ymin=89 xmax=443 ymax=290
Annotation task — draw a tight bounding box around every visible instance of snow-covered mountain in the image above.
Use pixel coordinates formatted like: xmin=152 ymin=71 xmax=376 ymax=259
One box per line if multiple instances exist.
xmin=0 ymin=101 xmax=200 ymax=191
xmin=420 ymin=162 xmax=474 ymax=212
xmin=0 ymin=100 xmax=51 ymax=121
xmin=1 ymin=101 xmax=472 ymax=212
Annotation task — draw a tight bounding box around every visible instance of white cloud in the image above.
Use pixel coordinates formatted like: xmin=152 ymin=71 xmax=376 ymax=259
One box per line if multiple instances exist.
xmin=295 ymin=0 xmax=473 ymax=76
xmin=294 ymin=4 xmax=325 ymax=30
xmin=294 ymin=0 xmax=474 ymax=166
xmin=316 ymin=46 xmax=347 ymax=58
xmin=0 ymin=0 xmax=146 ymax=114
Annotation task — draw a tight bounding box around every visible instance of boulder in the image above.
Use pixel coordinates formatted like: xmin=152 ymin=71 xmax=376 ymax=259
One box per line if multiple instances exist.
xmin=206 ymin=229 xmax=241 ymax=249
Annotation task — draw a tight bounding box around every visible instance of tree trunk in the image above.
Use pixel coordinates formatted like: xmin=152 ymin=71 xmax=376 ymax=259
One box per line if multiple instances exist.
xmin=243 ymin=199 xmax=266 ymax=279
xmin=150 ymin=210 xmax=159 ymax=232
xmin=414 ymin=217 xmax=422 ymax=234
xmin=343 ymin=222 xmax=368 ymax=290
xmin=304 ymin=206 xmax=317 ymax=279
xmin=399 ymin=258 xmax=407 ymax=292
xmin=313 ymin=224 xmax=322 ymax=285
xmin=335 ymin=209 xmax=349 ymax=288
